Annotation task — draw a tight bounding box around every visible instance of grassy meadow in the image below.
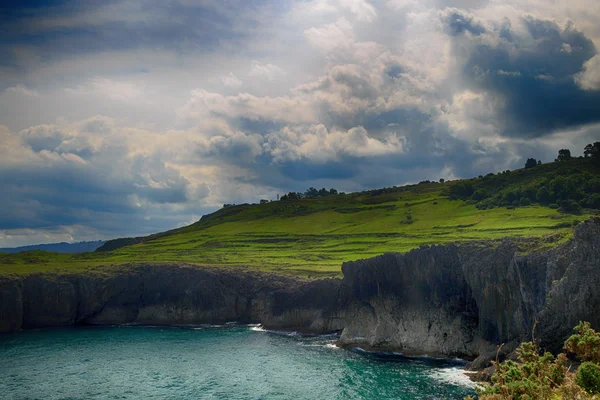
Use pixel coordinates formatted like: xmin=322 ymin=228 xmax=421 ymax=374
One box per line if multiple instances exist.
xmin=1 ymin=159 xmax=597 ymax=278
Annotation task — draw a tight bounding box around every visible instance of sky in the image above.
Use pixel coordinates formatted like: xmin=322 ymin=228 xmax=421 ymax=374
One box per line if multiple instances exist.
xmin=1 ymin=0 xmax=600 ymax=247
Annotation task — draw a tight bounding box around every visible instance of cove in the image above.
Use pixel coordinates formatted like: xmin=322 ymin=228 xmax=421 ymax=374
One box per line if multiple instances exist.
xmin=0 ymin=325 xmax=476 ymax=399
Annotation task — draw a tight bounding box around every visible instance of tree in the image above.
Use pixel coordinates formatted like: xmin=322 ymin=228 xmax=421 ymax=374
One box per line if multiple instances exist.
xmin=525 ymin=158 xmax=538 ymax=168
xmin=260 ymin=199 xmax=269 ymax=204
xmin=555 ymin=149 xmax=572 ymax=162
xmin=304 ymin=187 xmax=318 ymax=198
xmin=329 ymin=188 xmax=338 ymax=195
xmin=439 ymin=178 xmax=445 ymax=183
xmin=585 ymin=142 xmax=600 ymax=165
xmin=536 ymin=187 xmax=551 ymax=204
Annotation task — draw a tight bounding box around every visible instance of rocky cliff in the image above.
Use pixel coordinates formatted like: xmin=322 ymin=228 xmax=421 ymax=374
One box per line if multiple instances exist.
xmin=337 ymin=217 xmax=600 ymax=366
xmin=0 ymin=266 xmax=344 ymax=334
xmin=1 ymin=218 xmax=599 ymax=370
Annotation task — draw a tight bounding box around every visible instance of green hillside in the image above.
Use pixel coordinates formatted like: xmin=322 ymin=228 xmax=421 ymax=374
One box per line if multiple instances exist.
xmin=1 ymin=158 xmax=599 ymax=278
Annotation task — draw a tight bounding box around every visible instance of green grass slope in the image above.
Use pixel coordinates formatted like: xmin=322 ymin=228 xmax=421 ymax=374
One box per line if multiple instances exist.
xmin=2 ymin=159 xmax=599 ymax=278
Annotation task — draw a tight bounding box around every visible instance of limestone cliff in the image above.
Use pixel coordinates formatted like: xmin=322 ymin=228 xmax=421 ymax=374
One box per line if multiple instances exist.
xmin=337 ymin=217 xmax=600 ymax=366
xmin=0 ymin=267 xmax=343 ymax=334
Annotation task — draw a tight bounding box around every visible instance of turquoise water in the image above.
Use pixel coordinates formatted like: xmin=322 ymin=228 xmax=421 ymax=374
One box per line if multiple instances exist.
xmin=0 ymin=325 xmax=476 ymax=399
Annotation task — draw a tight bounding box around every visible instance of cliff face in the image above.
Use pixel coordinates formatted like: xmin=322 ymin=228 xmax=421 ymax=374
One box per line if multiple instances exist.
xmin=0 ymin=267 xmax=343 ymax=334
xmin=337 ymin=217 xmax=600 ymax=363
xmin=339 ymin=247 xmax=479 ymax=357
xmin=1 ymin=218 xmax=599 ymax=369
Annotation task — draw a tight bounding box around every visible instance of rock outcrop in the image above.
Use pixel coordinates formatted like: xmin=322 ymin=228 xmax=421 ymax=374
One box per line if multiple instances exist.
xmin=337 ymin=217 xmax=600 ymax=367
xmin=1 ymin=217 xmax=599 ymax=371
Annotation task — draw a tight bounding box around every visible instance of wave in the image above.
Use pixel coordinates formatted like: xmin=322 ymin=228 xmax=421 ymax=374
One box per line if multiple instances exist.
xmin=428 ymin=367 xmax=478 ymax=388
xmin=248 ymin=325 xmax=340 ymax=340
xmin=249 ymin=324 xmax=266 ymax=332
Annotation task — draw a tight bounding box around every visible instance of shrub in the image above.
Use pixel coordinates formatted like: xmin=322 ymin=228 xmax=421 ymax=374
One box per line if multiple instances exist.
xmin=564 ymin=322 xmax=600 ymax=363
xmin=475 ymin=341 xmax=567 ymax=399
xmin=576 ymin=362 xmax=600 ymax=395
xmin=473 ymin=322 xmax=600 ymax=400
xmin=559 ymin=199 xmax=582 ymax=214
xmin=549 ymin=203 xmax=559 ymax=209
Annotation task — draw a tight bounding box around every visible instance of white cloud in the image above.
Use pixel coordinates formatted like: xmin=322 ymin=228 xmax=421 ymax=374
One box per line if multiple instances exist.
xmin=220 ymin=72 xmax=243 ymax=88
xmin=265 ymin=125 xmax=405 ymax=163
xmin=178 ymin=89 xmax=317 ymax=125
xmin=575 ymin=54 xmax=600 ymax=90
xmin=5 ymin=84 xmax=39 ymax=97
xmin=305 ymin=17 xmax=356 ymax=53
xmin=341 ymin=0 xmax=378 ymax=22
xmin=65 ymin=77 xmax=145 ymax=102
xmin=292 ymin=0 xmax=377 ymax=23
xmin=248 ymin=61 xmax=287 ymax=81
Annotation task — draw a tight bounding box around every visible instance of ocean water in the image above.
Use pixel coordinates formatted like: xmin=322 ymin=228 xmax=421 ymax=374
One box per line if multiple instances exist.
xmin=0 ymin=325 xmax=476 ymax=399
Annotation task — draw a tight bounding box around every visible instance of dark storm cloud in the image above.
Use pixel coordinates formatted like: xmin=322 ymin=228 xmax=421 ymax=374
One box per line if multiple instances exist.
xmin=458 ymin=15 xmax=600 ymax=137
xmin=444 ymin=10 xmax=486 ymax=36
xmin=0 ymin=0 xmax=258 ymax=69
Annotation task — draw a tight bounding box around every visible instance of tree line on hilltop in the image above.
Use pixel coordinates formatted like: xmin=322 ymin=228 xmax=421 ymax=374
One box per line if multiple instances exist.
xmin=450 ymin=142 xmax=600 ymax=214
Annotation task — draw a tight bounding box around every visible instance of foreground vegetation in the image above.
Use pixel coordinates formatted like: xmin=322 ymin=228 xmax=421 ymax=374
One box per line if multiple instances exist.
xmin=469 ymin=322 xmax=600 ymax=400
xmin=1 ymin=157 xmax=598 ymax=278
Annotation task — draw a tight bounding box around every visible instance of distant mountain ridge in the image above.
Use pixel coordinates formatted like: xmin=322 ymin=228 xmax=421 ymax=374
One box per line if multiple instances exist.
xmin=0 ymin=241 xmax=105 ymax=254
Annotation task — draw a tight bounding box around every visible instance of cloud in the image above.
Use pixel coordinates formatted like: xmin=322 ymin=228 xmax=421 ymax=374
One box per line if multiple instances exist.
xmin=0 ymin=118 xmax=214 ymax=244
xmin=197 ymin=130 xmax=264 ymax=164
xmin=220 ymin=72 xmax=243 ymax=88
xmin=442 ymin=9 xmax=486 ymax=36
xmin=445 ymin=12 xmax=600 ymax=137
xmin=304 ymin=17 xmax=356 ymax=53
xmin=248 ymin=61 xmax=286 ymax=81
xmin=264 ymin=124 xmax=406 ymax=164
xmin=292 ymin=0 xmax=377 ymax=23
xmin=576 ymin=54 xmax=600 ymax=90
xmin=178 ymin=89 xmax=317 ymax=126
xmin=65 ymin=77 xmax=145 ymax=101
xmin=5 ymin=84 xmax=39 ymax=96
xmin=341 ymin=0 xmax=378 ymax=22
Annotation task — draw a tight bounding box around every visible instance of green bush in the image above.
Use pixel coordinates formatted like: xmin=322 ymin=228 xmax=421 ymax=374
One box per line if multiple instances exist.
xmin=473 ymin=322 xmax=600 ymax=400
xmin=549 ymin=203 xmax=559 ymax=209
xmin=564 ymin=321 xmax=600 ymax=363
xmin=576 ymin=362 xmax=600 ymax=394
xmin=520 ymin=198 xmax=532 ymax=206
xmin=559 ymin=199 xmax=582 ymax=214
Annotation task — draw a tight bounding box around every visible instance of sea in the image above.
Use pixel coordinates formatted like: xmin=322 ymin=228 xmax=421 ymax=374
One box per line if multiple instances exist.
xmin=0 ymin=325 xmax=477 ymax=399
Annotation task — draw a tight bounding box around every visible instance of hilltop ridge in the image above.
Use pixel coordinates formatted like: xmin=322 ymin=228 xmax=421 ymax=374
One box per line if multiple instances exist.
xmin=1 ymin=158 xmax=599 ymax=277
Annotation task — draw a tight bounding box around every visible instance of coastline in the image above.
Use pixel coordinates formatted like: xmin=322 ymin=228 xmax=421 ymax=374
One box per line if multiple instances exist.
xmin=1 ymin=217 xmax=599 ymax=378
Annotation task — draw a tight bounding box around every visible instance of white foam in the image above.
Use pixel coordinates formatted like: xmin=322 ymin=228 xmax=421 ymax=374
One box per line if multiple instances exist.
xmin=249 ymin=325 xmax=266 ymax=332
xmin=429 ymin=367 xmax=477 ymax=388
xmin=325 ymin=343 xmax=340 ymax=350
